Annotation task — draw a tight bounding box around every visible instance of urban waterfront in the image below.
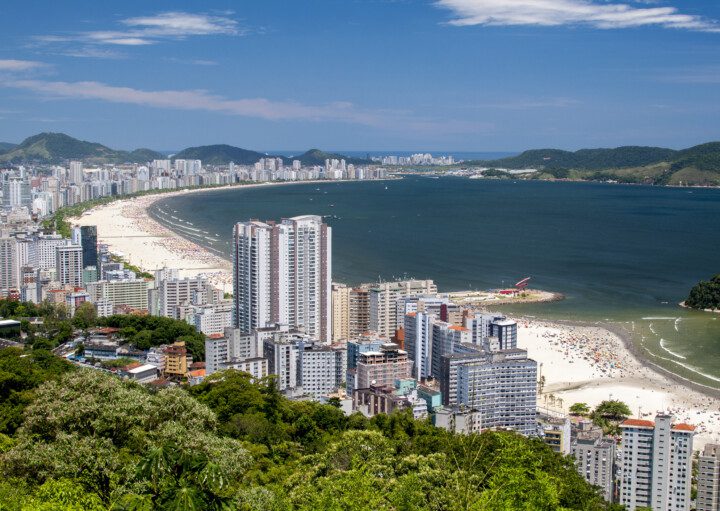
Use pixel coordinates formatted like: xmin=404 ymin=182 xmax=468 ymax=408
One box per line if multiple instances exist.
xmin=150 ymin=176 xmax=720 ymax=388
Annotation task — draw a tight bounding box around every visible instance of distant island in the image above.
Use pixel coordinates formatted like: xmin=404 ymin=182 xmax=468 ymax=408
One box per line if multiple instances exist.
xmin=684 ymin=274 xmax=720 ymax=311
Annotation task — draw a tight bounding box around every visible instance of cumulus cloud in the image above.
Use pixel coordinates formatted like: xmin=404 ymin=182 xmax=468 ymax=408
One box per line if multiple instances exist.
xmin=436 ymin=0 xmax=720 ymax=32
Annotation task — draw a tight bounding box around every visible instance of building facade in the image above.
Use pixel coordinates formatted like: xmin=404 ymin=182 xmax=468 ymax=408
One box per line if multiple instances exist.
xmin=619 ymin=415 xmax=695 ymax=511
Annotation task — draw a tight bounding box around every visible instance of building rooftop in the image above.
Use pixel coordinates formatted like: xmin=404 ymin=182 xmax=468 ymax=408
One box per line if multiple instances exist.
xmin=620 ymin=419 xmax=655 ymax=428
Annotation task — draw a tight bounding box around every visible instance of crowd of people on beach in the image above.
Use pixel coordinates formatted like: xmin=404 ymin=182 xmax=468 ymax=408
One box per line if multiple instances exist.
xmin=96 ymin=198 xmax=234 ymax=291
xmin=519 ymin=319 xmax=720 ymax=440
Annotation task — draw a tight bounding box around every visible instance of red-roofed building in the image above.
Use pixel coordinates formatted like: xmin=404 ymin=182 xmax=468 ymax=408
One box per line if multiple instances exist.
xmin=619 ymin=413 xmax=695 ymax=511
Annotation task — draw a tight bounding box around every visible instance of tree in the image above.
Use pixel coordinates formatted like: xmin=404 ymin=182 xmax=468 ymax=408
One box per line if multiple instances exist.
xmin=71 ymin=302 xmax=97 ymax=331
xmin=570 ymin=402 xmax=591 ymax=416
xmin=593 ymin=400 xmax=632 ymax=422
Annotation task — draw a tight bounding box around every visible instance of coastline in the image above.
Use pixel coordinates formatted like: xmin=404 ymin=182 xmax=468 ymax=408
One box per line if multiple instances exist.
xmin=515 ymin=317 xmax=720 ymax=449
xmin=72 ymin=180 xmax=720 ymax=447
xmin=71 ymin=179 xmax=394 ymax=293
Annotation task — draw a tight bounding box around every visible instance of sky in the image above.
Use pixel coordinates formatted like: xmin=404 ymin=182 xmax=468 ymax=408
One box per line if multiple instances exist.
xmin=1 ymin=0 xmax=719 ymax=152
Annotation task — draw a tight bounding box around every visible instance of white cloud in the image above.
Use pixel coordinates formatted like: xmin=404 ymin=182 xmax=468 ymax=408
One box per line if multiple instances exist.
xmin=436 ymin=0 xmax=720 ymax=32
xmin=121 ymin=12 xmax=240 ymax=37
xmin=0 ymin=78 xmax=485 ymax=135
xmin=33 ymin=11 xmax=242 ymax=50
xmin=0 ymin=60 xmax=46 ymax=71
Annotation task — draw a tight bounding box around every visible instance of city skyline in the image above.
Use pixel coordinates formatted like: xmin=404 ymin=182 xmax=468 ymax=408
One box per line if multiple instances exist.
xmin=0 ymin=1 xmax=719 ymax=151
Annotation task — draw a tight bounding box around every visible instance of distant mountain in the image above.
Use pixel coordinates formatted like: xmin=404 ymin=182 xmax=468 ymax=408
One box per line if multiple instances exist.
xmin=0 ymin=142 xmax=17 ymax=153
xmin=293 ymin=148 xmax=370 ymax=166
xmin=0 ymin=133 xmax=164 ymax=164
xmin=172 ymin=144 xmax=267 ymax=165
xmin=468 ymin=142 xmax=720 ymax=186
xmin=473 ymin=146 xmax=677 ymax=170
xmin=172 ymin=144 xmax=371 ymax=166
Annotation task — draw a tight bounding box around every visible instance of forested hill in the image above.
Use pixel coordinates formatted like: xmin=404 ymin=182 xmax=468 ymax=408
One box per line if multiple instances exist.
xmin=0 ymin=132 xmax=164 ymax=164
xmin=468 ymin=141 xmax=720 ymax=186
xmin=685 ymin=274 xmax=720 ymax=311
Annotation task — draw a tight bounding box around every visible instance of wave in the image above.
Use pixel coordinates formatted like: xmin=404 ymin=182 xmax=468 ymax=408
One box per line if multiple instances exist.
xmin=648 ymin=324 xmax=656 ymax=335
xmin=674 ymin=318 xmax=681 ymax=332
xmin=641 ymin=317 xmax=677 ymax=320
xmin=659 ymin=338 xmax=687 ymax=360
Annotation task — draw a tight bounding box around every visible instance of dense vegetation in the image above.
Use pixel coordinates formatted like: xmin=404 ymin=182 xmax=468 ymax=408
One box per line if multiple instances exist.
xmin=172 ymin=144 xmax=269 ymax=165
xmin=685 ymin=274 xmax=720 ymax=311
xmin=460 ymin=142 xmax=720 ymax=186
xmin=0 ymin=132 xmax=164 ymax=164
xmin=0 ymin=299 xmax=206 ymax=360
xmin=99 ymin=314 xmax=206 ymax=360
xmin=0 ymin=349 xmax=614 ymax=510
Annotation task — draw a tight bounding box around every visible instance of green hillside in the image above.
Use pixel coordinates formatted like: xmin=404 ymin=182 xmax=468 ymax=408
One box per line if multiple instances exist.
xmin=172 ymin=144 xmax=267 ymax=165
xmin=0 ymin=142 xmax=17 ymax=153
xmin=294 ymin=148 xmax=370 ymax=166
xmin=0 ymin=133 xmax=164 ymax=164
xmin=469 ymin=142 xmax=720 ymax=186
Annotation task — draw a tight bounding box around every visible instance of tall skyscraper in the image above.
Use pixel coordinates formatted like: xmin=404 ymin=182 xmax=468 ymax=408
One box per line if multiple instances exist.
xmin=69 ymin=161 xmax=83 ymax=185
xmin=55 ymin=245 xmax=83 ymax=286
xmin=233 ymin=215 xmax=331 ymax=342
xmin=80 ymin=225 xmax=98 ymax=269
xmin=0 ymin=237 xmax=17 ymax=291
xmin=619 ymin=414 xmax=695 ymax=511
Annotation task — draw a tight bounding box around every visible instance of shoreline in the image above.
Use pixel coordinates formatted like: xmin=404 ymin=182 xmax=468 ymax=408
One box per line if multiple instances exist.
xmin=72 ymin=179 xmax=720 ymax=446
xmin=514 ymin=316 xmax=720 ymax=449
xmin=71 ymin=179 xmax=395 ymax=293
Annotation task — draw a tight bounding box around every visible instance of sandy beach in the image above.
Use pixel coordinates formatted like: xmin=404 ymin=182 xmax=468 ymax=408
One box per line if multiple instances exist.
xmin=517 ymin=319 xmax=720 ymax=449
xmin=71 ymin=182 xmax=313 ymax=293
xmin=72 ymin=183 xmax=720 ymax=449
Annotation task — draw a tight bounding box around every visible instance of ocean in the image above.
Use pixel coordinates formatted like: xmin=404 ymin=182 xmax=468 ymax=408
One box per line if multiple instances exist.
xmin=148 ymin=176 xmax=720 ymax=389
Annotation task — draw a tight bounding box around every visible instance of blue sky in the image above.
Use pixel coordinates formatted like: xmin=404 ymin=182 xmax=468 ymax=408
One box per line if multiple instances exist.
xmin=1 ymin=0 xmax=719 ymax=152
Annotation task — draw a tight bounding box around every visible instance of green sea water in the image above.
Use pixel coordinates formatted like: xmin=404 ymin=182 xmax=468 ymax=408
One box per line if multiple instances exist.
xmin=149 ymin=177 xmax=720 ymax=389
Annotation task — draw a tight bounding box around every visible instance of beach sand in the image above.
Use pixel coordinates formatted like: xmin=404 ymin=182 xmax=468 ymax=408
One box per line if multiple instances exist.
xmin=518 ymin=320 xmax=720 ymax=449
xmin=73 ymin=185 xmax=720 ymax=449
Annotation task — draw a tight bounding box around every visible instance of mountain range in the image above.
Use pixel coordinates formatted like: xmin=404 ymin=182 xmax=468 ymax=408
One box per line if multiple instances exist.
xmin=1 ymin=132 xmax=719 ymax=186
xmin=0 ymin=133 xmax=371 ymax=166
xmin=467 ymin=142 xmax=720 ymax=186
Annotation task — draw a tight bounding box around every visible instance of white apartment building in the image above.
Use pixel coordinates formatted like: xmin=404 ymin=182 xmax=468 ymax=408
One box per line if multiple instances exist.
xmin=369 ymin=279 xmax=436 ymax=338
xmin=86 ymin=279 xmax=149 ymax=310
xmin=619 ymin=414 xmax=695 ymax=511
xmin=234 ymin=215 xmax=332 ymax=342
xmin=55 ymin=245 xmax=83 ymax=286
xmin=404 ymin=311 xmax=435 ymax=380
xmin=0 ymin=237 xmax=16 ymax=290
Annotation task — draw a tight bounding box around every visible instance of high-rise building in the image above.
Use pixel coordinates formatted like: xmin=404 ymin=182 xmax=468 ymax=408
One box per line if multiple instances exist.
xmin=233 ymin=215 xmax=332 ymax=341
xmin=78 ymin=225 xmax=98 ymax=269
xmin=55 ymin=245 xmax=83 ymax=286
xmin=232 ymin=220 xmax=273 ymax=334
xmin=332 ymin=282 xmax=350 ymax=342
xmin=297 ymin=341 xmax=346 ymax=398
xmin=440 ymin=346 xmax=537 ymax=436
xmin=369 ymin=279 xmax=436 ymax=338
xmin=571 ymin=421 xmax=616 ymax=503
xmin=86 ymin=279 xmax=149 ymax=311
xmin=355 ymin=343 xmax=411 ymax=389
xmin=430 ymin=321 xmax=470 ymax=379
xmin=0 ymin=237 xmax=17 ymax=290
xmin=619 ymin=414 xmax=695 ymax=511
xmin=69 ymin=161 xmax=84 ymax=185
xmin=698 ymin=443 xmax=720 ymax=511
xmin=404 ymin=311 xmax=435 ymax=380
